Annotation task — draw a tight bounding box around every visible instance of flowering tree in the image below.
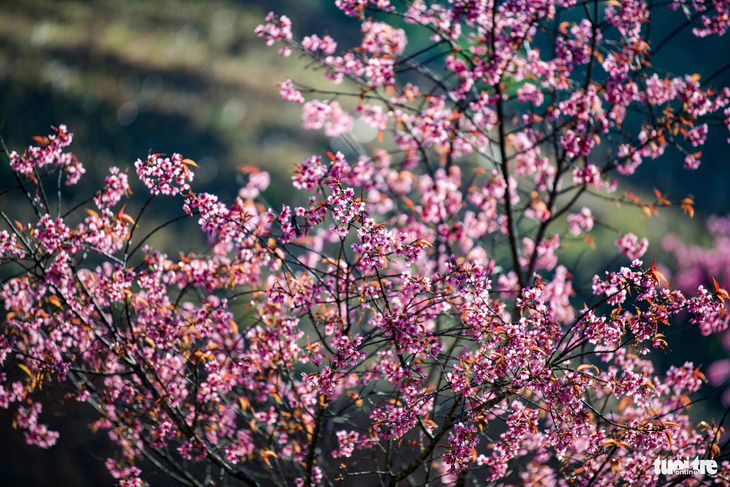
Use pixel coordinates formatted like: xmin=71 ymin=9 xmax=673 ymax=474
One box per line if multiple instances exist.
xmin=3 ymin=0 xmax=730 ymax=485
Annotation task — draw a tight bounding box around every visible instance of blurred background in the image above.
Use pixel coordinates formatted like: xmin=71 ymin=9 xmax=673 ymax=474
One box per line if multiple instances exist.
xmin=0 ymin=0 xmax=351 ymax=215
xmin=1 ymin=0 xmax=729 ymax=485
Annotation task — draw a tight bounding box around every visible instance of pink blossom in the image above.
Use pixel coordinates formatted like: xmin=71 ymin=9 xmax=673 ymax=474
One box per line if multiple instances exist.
xmin=707 ymin=359 xmax=730 ymax=386
xmin=301 ymin=100 xmax=353 ymax=137
xmin=3 ymin=1 xmax=730 ymax=485
xmin=572 ymin=163 xmax=602 ymax=189
xmin=361 ymin=21 xmax=406 ymax=56
xmin=94 ymin=166 xmax=129 ymax=208
xmin=9 ymin=125 xmax=85 ymax=185
xmin=0 ymin=231 xmax=25 ymax=259
xmin=278 ymin=79 xmax=305 ymax=104
xmin=567 ymin=207 xmax=594 ymax=236
xmin=616 ymin=233 xmax=649 ymax=260
xmin=135 ymin=152 xmax=194 ymax=195
xmin=686 ymin=123 xmax=708 ymax=146
xmin=254 ymin=12 xmax=293 ymax=55
xmin=336 ymin=0 xmax=393 ymax=18
xmin=238 ymin=170 xmax=271 ymax=200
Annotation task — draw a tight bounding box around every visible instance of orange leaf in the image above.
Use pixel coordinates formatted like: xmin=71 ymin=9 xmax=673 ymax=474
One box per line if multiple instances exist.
xmin=239 ymin=397 xmax=250 ymax=411
xmin=117 ymin=204 xmax=136 ymax=225
xmin=239 ymin=165 xmax=261 ymax=174
xmin=118 ymin=213 xmax=136 ymax=225
xmin=531 ymin=198 xmax=549 ymax=214
xmin=261 ymin=449 xmax=278 ymax=466
xmin=416 ymin=238 xmax=432 ymax=248
xmin=182 ymin=158 xmax=198 ymax=167
xmin=603 ymin=438 xmax=621 ymax=448
xmin=650 ymin=260 xmax=669 ymax=289
xmin=17 ymin=363 xmax=32 ymax=377
xmin=711 ymin=443 xmax=721 ymax=457
xmin=577 ymin=364 xmax=599 ymax=374
xmin=610 ymin=458 xmax=623 ymax=472
xmin=404 ymin=86 xmax=415 ymax=102
xmin=664 ymin=430 xmax=673 ymax=449
xmin=713 ymin=278 xmax=730 ymax=304
xmin=48 ymin=295 xmax=63 ymax=309
xmin=681 ymin=196 xmax=695 ymax=218
xmin=625 ymin=192 xmax=641 ymax=204
xmin=694 ymin=367 xmax=707 ymax=382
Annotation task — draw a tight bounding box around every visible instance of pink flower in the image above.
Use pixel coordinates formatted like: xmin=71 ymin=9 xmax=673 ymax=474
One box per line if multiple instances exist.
xmin=9 ymin=125 xmax=85 ymax=185
xmin=278 ymin=79 xmax=305 ymax=104
xmin=254 ymin=12 xmax=293 ymax=55
xmin=238 ymin=170 xmax=271 ymax=200
xmin=567 ymin=207 xmax=594 ymax=236
xmin=94 ymin=166 xmax=129 ymax=208
xmin=616 ymin=233 xmax=649 ymax=260
xmin=0 ymin=231 xmax=25 ymax=259
xmin=301 ymin=34 xmax=337 ymax=54
xmin=572 ymin=164 xmax=602 ymax=189
xmin=301 ymin=100 xmax=353 ymax=136
xmin=686 ymin=123 xmax=708 ymax=146
xmin=707 ymin=359 xmax=730 ymax=386
xmin=335 ymin=0 xmax=394 ymax=18
xmin=332 ymin=430 xmax=361 ymax=458
xmin=361 ymin=21 xmax=406 ymax=56
xmin=135 ymin=152 xmax=194 ymax=195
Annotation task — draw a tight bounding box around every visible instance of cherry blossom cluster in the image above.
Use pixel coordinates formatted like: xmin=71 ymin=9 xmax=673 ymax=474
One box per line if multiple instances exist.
xmin=301 ymin=100 xmax=354 ymax=137
xmin=134 ymin=152 xmax=194 ymax=196
xmin=2 ymin=1 xmax=730 ymax=486
xmin=94 ymin=166 xmax=130 ymax=209
xmin=616 ymin=232 xmax=650 ymax=260
xmin=237 ymin=167 xmax=271 ymax=200
xmin=0 ymin=230 xmax=25 ymax=259
xmin=567 ymin=207 xmax=594 ymax=236
xmin=254 ymin=11 xmax=293 ymax=56
xmin=666 ymin=217 xmax=730 ymax=399
xmin=670 ymin=0 xmax=730 ymax=37
xmin=278 ymin=79 xmax=305 ymax=104
xmin=9 ymin=125 xmax=85 ymax=185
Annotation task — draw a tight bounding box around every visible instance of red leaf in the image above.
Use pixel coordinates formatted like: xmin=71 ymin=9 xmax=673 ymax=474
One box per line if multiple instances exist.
xmin=650 ymin=260 xmax=669 ymax=289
